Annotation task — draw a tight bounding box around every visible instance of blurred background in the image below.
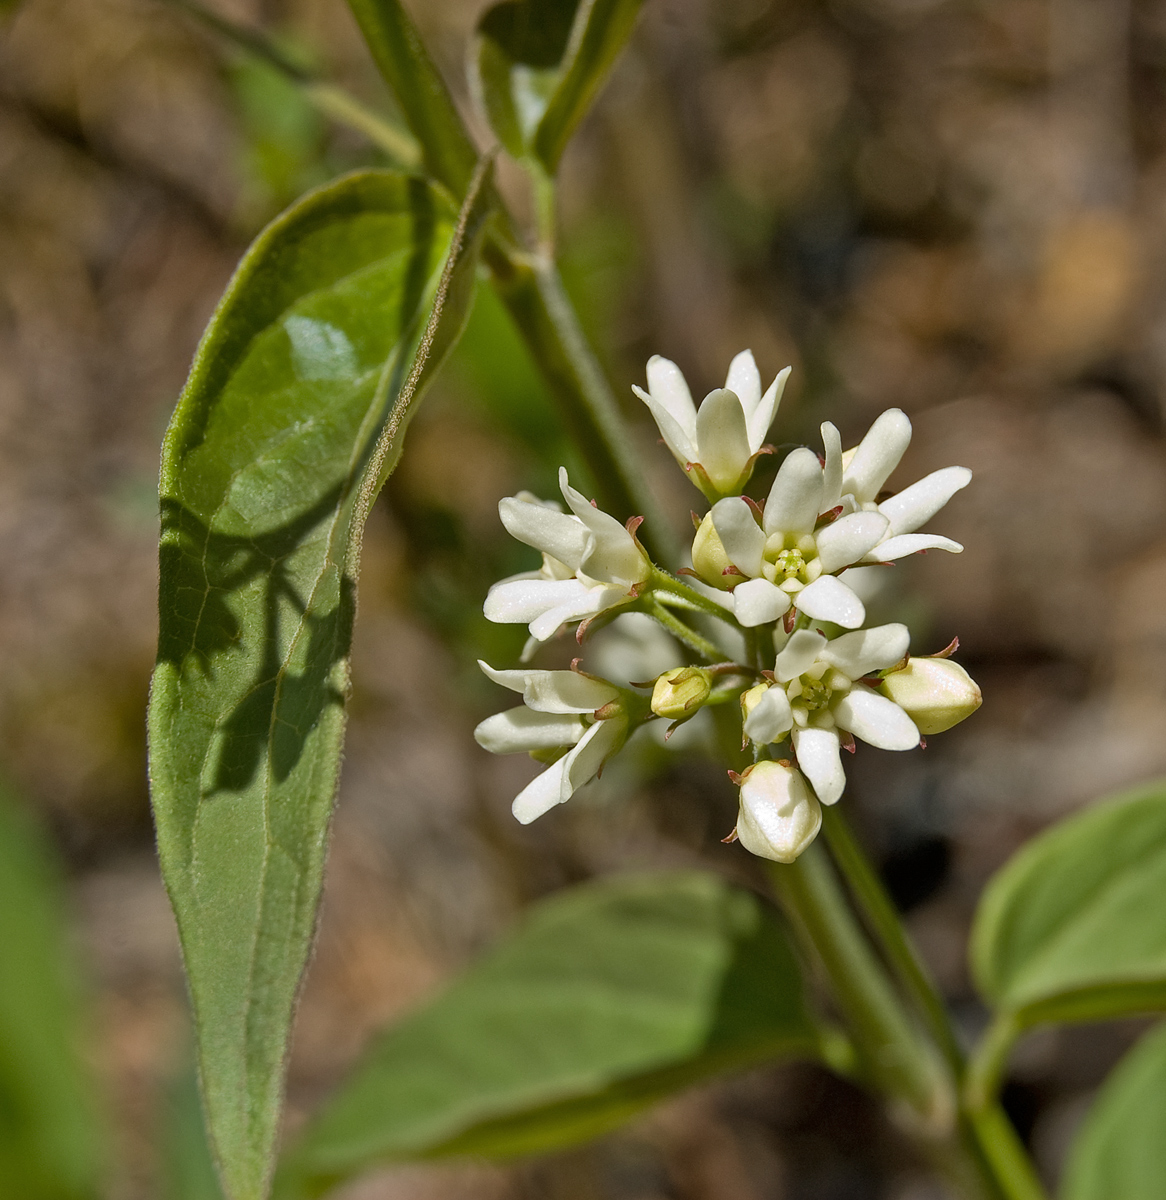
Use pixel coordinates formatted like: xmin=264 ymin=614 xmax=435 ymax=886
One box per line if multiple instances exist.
xmin=2 ymin=0 xmax=1165 ymax=1195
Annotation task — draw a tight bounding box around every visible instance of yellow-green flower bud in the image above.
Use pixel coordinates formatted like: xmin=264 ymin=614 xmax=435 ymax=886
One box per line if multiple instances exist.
xmin=740 ymin=683 xmax=770 ymax=721
xmin=878 ymin=657 xmax=982 ymax=735
xmin=651 ymin=666 xmax=713 ymax=720
xmin=691 ymin=512 xmax=735 ymax=590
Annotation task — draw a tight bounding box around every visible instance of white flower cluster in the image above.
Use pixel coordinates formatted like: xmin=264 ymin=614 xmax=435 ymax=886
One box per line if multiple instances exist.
xmin=474 ymin=351 xmax=980 ymax=863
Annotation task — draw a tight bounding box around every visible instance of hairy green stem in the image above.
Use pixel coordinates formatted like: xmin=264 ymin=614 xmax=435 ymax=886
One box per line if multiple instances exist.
xmin=766 ymin=847 xmax=954 ymax=1126
xmin=819 ymin=809 xmax=1048 ymax=1200
xmin=649 ymin=567 xmax=737 ymax=622
xmin=767 ymin=847 xmax=1041 ymax=1200
xmin=821 ymin=805 xmax=963 ymax=1071
xmin=645 ymin=601 xmax=721 ymax=663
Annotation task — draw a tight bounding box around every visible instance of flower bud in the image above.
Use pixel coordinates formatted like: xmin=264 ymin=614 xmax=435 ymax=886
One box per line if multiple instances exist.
xmin=740 ymin=683 xmax=770 ymax=721
xmin=878 ymin=657 xmax=981 ymax=735
xmin=691 ymin=512 xmax=735 ymax=590
xmin=734 ymin=761 xmax=821 ymax=863
xmin=651 ymin=666 xmax=713 ymax=720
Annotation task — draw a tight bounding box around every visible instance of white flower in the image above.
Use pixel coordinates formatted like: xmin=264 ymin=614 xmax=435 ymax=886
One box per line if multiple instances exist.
xmin=484 ymin=468 xmax=650 ymax=642
xmin=633 ymin=350 xmax=791 ymax=498
xmin=734 ymin=760 xmax=822 ymax=863
xmin=742 ymin=624 xmax=920 ymax=805
xmin=704 ymin=409 xmax=969 ymax=629
xmin=474 ymin=661 xmax=628 ymax=824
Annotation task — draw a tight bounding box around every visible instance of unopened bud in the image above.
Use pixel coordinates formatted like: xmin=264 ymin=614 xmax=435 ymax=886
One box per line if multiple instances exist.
xmin=651 ymin=666 xmax=713 ymax=720
xmin=734 ymin=761 xmax=821 ymax=863
xmin=740 ymin=683 xmax=769 ymax=721
xmin=691 ymin=512 xmax=735 ymax=591
xmin=879 ymin=657 xmax=981 ymax=735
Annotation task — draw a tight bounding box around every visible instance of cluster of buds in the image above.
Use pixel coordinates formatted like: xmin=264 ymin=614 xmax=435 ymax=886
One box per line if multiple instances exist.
xmin=475 ymin=351 xmax=981 ymax=863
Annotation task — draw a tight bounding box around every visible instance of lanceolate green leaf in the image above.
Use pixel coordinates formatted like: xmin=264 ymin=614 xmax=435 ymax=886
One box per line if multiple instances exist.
xmin=0 ymin=787 xmax=103 ymax=1200
xmin=274 ymin=871 xmax=818 ymax=1199
xmin=148 ymin=163 xmax=492 ymax=1200
xmin=1061 ymin=1021 xmax=1166 ymax=1200
xmin=473 ymin=0 xmax=644 ymax=171
xmin=967 ymin=781 xmax=1166 ymax=1107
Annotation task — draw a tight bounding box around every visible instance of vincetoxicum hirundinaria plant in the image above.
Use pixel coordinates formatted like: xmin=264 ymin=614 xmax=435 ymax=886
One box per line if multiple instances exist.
xmin=144 ymin=2 xmax=1166 ymax=1199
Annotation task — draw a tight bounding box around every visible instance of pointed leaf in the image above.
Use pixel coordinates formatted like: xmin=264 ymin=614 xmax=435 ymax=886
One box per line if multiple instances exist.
xmin=533 ymin=0 xmax=644 ymax=172
xmin=473 ymin=0 xmax=644 ymax=171
xmin=148 ymin=164 xmax=492 ymax=1200
xmin=1061 ymin=1022 xmax=1166 ymax=1200
xmin=275 ymin=871 xmax=818 ymax=1198
xmin=0 ymin=787 xmax=103 ymax=1200
xmin=972 ymin=780 xmax=1166 ymax=1028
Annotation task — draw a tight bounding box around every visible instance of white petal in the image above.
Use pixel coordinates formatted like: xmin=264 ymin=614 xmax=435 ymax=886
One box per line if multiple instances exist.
xmin=793 ymin=726 xmax=845 ymax=805
xmin=484 ymin=577 xmax=594 ymax=626
xmin=820 ymin=623 xmax=910 ymax=679
xmin=775 ymin=629 xmax=829 ymax=683
xmin=841 ymin=409 xmax=912 ymax=503
xmin=815 ymin=512 xmax=890 ymax=574
xmin=474 ymin=708 xmax=585 ymax=754
xmin=736 ymin=762 xmax=821 ymax=863
xmin=711 ymin=496 xmax=765 ymax=578
xmin=479 ymin=660 xmax=529 ymax=693
xmin=747 ymin=366 xmax=791 ymax=452
xmin=733 ymin=577 xmax=792 ymax=627
xmin=833 ymin=688 xmax=920 ymax=750
xmin=527 ymin=588 xmax=619 ymax=642
xmin=878 ymin=466 xmax=972 ymax=535
xmin=512 ymin=756 xmax=570 ymax=824
xmin=523 ymin=671 xmax=621 ymax=714
xmin=865 ymin=533 xmax=963 ymax=562
xmin=744 ymin=686 xmax=793 ymax=744
xmin=764 ymin=448 xmax=823 ymax=536
xmin=563 ymin=717 xmax=625 ymax=798
xmin=794 ymin=576 xmax=866 ymax=628
xmin=820 ymin=422 xmax=843 ymax=510
xmin=633 ymin=384 xmax=697 ymax=466
xmin=498 ymin=497 xmax=588 ymax=570
xmin=724 ymin=349 xmax=761 ymax=415
xmin=695 ymin=389 xmax=752 ymax=492
xmin=559 ymin=468 xmax=647 ymax=587
xmin=646 ymin=355 xmax=697 ymax=435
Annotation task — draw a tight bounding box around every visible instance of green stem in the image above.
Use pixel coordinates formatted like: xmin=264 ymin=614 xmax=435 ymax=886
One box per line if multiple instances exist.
xmin=767 ymin=847 xmax=1034 ymax=1200
xmin=766 ymin=847 xmax=953 ymax=1125
xmin=649 ymin=567 xmax=738 ymax=622
xmin=819 ymin=808 xmax=1048 ymax=1200
xmin=302 ymin=83 xmax=420 ymax=165
xmin=821 ymin=805 xmax=964 ymax=1073
xmin=645 ymin=601 xmax=721 ymax=663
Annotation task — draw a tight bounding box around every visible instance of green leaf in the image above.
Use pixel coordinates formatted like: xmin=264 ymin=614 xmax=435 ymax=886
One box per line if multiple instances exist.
xmin=0 ymin=787 xmax=103 ymax=1200
xmin=148 ymin=163 xmax=492 ymax=1200
xmin=343 ymin=0 xmax=479 ymax=197
xmin=1061 ymin=1021 xmax=1166 ymax=1200
xmin=473 ymin=0 xmax=644 ymax=171
xmin=274 ymin=870 xmax=817 ymax=1199
xmin=972 ymin=779 xmax=1166 ymax=1025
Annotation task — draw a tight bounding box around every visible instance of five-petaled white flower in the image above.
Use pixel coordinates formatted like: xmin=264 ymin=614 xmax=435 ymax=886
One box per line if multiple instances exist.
xmin=734 ymin=760 xmax=822 ymax=863
xmin=705 ymin=409 xmax=970 ymax=629
xmin=484 ymin=468 xmax=650 ymax=642
xmin=474 ymin=661 xmax=629 ymax=824
xmin=741 ymin=623 xmax=920 ymax=806
xmin=633 ymin=350 xmax=791 ymax=499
